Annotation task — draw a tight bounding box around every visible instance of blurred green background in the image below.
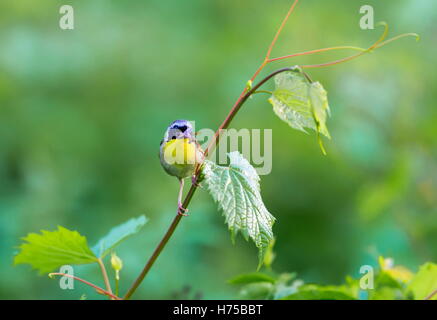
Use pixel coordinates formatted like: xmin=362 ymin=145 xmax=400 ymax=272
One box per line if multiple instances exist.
xmin=0 ymin=0 xmax=436 ymax=299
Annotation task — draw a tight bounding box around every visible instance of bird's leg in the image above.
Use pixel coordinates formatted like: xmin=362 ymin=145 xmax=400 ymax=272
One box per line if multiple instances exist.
xmin=191 ymin=174 xmax=202 ymax=188
xmin=177 ymin=178 xmax=189 ymax=216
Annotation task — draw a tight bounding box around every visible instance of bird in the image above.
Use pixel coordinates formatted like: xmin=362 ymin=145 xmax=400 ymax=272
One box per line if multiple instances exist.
xmin=159 ymin=119 xmax=204 ymax=216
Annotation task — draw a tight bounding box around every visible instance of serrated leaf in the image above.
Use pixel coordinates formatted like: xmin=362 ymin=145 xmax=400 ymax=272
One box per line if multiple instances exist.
xmin=92 ymin=215 xmax=148 ymax=258
xmin=203 ymin=152 xmax=275 ymax=268
xmin=14 ymin=226 xmax=97 ymax=274
xmin=268 ymin=69 xmax=331 ymax=153
xmin=268 ymin=70 xmax=314 ymax=133
xmin=406 ymin=262 xmax=437 ymax=300
xmin=228 ymin=272 xmax=276 ymax=285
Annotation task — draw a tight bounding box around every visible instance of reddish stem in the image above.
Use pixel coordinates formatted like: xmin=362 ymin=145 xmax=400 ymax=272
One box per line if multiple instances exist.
xmin=268 ymin=46 xmax=366 ymax=62
xmin=204 ymin=0 xmax=300 ymax=157
xmin=265 ymin=0 xmax=300 ymax=60
xmin=301 ymin=22 xmax=388 ymax=69
xmin=49 ymin=273 xmax=122 ymax=300
xmin=250 ymin=0 xmax=300 ymax=81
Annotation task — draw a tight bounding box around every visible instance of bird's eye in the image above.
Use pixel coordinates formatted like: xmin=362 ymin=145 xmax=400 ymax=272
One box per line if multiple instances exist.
xmin=178 ymin=125 xmax=188 ymax=132
xmin=171 ymin=135 xmax=176 ymax=140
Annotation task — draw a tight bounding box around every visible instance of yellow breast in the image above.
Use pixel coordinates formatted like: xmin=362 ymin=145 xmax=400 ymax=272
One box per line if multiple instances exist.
xmin=163 ymin=138 xmax=196 ymax=165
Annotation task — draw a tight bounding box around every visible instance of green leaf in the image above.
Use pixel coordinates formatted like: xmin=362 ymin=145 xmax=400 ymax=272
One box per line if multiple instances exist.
xmin=282 ymin=284 xmax=356 ymax=300
xmin=406 ymin=262 xmax=437 ymax=300
xmin=369 ymin=287 xmax=401 ymax=300
xmin=14 ymin=226 xmax=97 ymax=274
xmin=92 ymin=215 xmax=148 ymax=258
xmin=268 ymin=68 xmax=331 ymax=153
xmin=228 ymin=272 xmax=276 ymax=285
xmin=230 ymin=272 xmax=300 ymax=300
xmin=262 ymin=237 xmax=276 ymax=270
xmin=273 ymin=273 xmax=302 ymax=299
xmin=309 ymin=81 xmax=330 ymax=138
xmin=238 ymin=282 xmax=275 ymax=300
xmin=203 ymin=152 xmax=275 ymax=268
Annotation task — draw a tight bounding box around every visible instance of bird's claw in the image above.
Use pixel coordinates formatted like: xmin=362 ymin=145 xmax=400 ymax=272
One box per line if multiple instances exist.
xmin=191 ymin=175 xmax=202 ymax=188
xmin=178 ymin=203 xmax=189 ymax=216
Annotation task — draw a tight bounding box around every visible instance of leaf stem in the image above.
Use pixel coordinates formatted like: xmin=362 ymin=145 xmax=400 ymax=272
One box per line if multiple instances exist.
xmin=49 ymin=272 xmax=121 ymax=300
xmin=97 ymin=258 xmax=113 ymax=299
xmin=252 ymin=90 xmax=273 ymax=95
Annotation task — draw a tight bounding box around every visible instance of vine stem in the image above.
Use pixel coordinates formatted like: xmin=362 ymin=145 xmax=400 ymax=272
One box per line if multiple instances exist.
xmin=250 ymin=0 xmax=299 ymax=82
xmin=49 ymin=273 xmax=122 ymax=300
xmin=268 ymin=46 xmax=366 ymax=62
xmin=301 ymin=22 xmax=391 ymax=69
xmin=97 ymin=258 xmax=113 ymax=299
xmin=204 ymin=0 xmax=300 ymax=158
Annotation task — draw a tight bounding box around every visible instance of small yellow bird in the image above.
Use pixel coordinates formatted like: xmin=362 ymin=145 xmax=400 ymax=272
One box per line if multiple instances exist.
xmin=159 ymin=120 xmax=204 ymax=215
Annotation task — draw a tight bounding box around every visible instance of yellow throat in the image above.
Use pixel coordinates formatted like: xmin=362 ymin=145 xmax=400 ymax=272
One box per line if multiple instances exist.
xmin=163 ymin=138 xmax=196 ymax=165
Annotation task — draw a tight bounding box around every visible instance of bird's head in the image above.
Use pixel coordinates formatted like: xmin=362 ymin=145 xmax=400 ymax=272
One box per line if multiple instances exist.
xmin=165 ymin=119 xmax=194 ymax=141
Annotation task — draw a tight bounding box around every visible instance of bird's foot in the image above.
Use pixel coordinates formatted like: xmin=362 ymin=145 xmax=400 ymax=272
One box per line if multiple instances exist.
xmin=177 ymin=203 xmax=189 ymax=216
xmin=191 ymin=175 xmax=202 ymax=188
